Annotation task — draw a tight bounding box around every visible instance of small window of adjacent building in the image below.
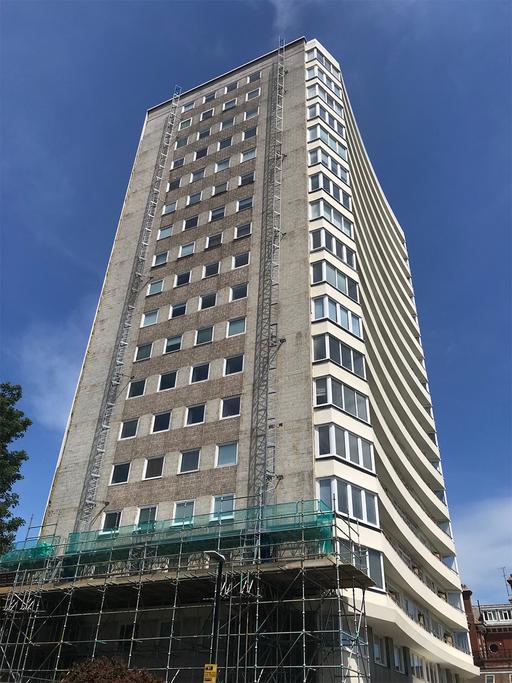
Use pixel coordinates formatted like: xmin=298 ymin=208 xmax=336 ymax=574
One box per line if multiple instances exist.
xmin=219 ymin=136 xmax=232 ymax=150
xmin=216 ymin=442 xmax=238 ymax=467
xmin=231 ymin=283 xmax=248 ymax=301
xmin=235 ymin=223 xmax=252 ymax=239
xmin=237 ymin=197 xmax=253 ymax=211
xmin=224 ymin=354 xmax=244 ymax=375
xmin=182 ymin=101 xmax=195 ymax=112
xmin=175 ymin=136 xmax=188 ymax=149
xmin=175 ymin=270 xmax=191 ymax=287
xmin=210 ymin=206 xmax=225 ymax=222
xmin=373 ymin=635 xmax=387 ymax=666
xmin=221 ymin=395 xmax=241 ymax=418
xmin=135 ymin=343 xmax=152 ymax=361
xmin=144 ymin=456 xmax=164 ymax=480
xmin=170 ymin=302 xmax=187 ymax=318
xmin=141 ymin=310 xmax=158 ymax=327
xmin=196 ymin=326 xmax=214 ymax=345
xmin=158 ymin=225 xmax=172 ymax=240
xmin=168 ymin=178 xmax=181 ymax=191
xmin=200 ymin=292 xmax=217 ymax=309
xmin=103 ymin=510 xmax=121 ymax=532
xmin=162 ymin=201 xmax=177 ymax=215
xmin=225 ymin=81 xmax=237 ymax=93
xmin=204 ymin=92 xmax=215 ymax=103
xmin=152 ymin=411 xmax=171 ymax=433
xmin=184 ymin=215 xmax=198 ymax=230
xmin=111 ymin=462 xmax=130 ymax=485
xmin=248 ymin=71 xmax=260 ymax=83
xmin=174 ymin=500 xmax=194 ymax=525
xmin=186 ymin=404 xmax=205 ymax=425
xmin=204 ymin=261 xmax=220 ymax=278
xmin=137 ymin=506 xmax=157 ymax=528
xmin=214 ymin=182 xmax=228 ymax=196
xmin=179 ymin=118 xmax=192 ymax=130
xmin=227 ymin=317 xmax=246 ymax=337
xmin=221 ymin=116 xmax=235 ymax=130
xmin=241 ymin=148 xmax=256 ymax=163
xmin=206 ymin=233 xmax=223 ymax=249
xmin=195 ymin=147 xmax=208 ymax=160
xmin=191 ymin=363 xmax=210 ymax=383
xmin=191 ymin=168 xmax=205 ymax=182
xmin=172 ymin=157 xmax=184 ymax=169
xmin=165 ymin=335 xmax=182 ymax=353
xmin=245 ymin=108 xmax=258 ymax=120
xmin=147 ymin=280 xmax=163 ymax=296
xmin=239 ymin=172 xmax=255 ymax=187
xmin=159 ymin=371 xmax=177 ymax=391
xmin=198 ymin=127 xmax=210 ymax=140
xmin=153 ymin=252 xmax=168 ymax=267
xmin=128 ymin=379 xmax=145 ymax=398
xmin=216 ymin=158 xmax=230 ymax=172
xmin=187 ymin=191 xmax=202 ymax=206
xmin=223 ymin=98 xmax=236 ymax=111
xmin=179 ymin=449 xmax=200 ymax=474
xmin=233 ymin=252 xmax=250 ymax=269
xmin=201 ymin=108 xmax=214 ymax=120
xmin=179 ymin=242 xmax=195 ymax=258
xmin=120 ymin=419 xmax=138 ymax=440
xmin=212 ymin=494 xmax=235 ymax=520
xmin=246 ymin=88 xmax=260 ymax=101
xmin=243 ymin=127 xmax=257 ymax=140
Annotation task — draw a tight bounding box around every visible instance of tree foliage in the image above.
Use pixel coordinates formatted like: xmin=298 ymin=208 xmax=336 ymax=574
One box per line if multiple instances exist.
xmin=60 ymin=658 xmax=161 ymax=682
xmin=0 ymin=382 xmax=31 ymax=554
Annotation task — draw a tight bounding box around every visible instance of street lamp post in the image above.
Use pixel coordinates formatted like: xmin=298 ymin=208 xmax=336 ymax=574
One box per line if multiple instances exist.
xmin=205 ymin=550 xmax=226 ymax=668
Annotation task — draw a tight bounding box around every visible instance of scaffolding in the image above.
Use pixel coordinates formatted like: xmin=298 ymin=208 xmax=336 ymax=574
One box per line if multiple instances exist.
xmin=0 ymin=500 xmax=371 ymax=683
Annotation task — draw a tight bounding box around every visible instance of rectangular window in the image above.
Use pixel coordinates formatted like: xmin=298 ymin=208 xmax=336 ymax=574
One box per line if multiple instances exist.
xmin=210 ymin=206 xmax=225 ymax=222
xmin=201 ymin=108 xmax=213 ymax=120
xmin=223 ymin=98 xmax=236 ymax=111
xmin=241 ymin=148 xmax=256 ymax=163
xmin=231 ymin=283 xmax=248 ymax=301
xmin=243 ymin=127 xmax=257 ymax=140
xmin=233 ymin=251 xmax=250 ymax=269
xmin=227 ymin=317 xmax=246 ymax=337
xmin=221 ymin=395 xmax=241 ymax=418
xmin=311 ymin=261 xmax=358 ymax=302
xmin=311 ymin=295 xmax=362 ymax=338
xmin=137 ymin=506 xmax=157 ymax=530
xmin=184 ymin=215 xmax=198 ymax=230
xmin=152 ymin=411 xmax=171 ymax=433
xmin=179 ymin=449 xmax=200 ymax=474
xmin=203 ymin=261 xmax=220 ymax=278
xmin=309 ymin=199 xmax=353 ymax=238
xmin=307 ymin=124 xmax=348 ymax=161
xmin=198 ymin=127 xmax=210 ymax=140
xmin=240 ymin=171 xmax=255 ymax=186
xmin=216 ymin=158 xmax=230 ymax=172
xmin=158 ymin=225 xmax=172 ymax=240
xmin=179 ymin=242 xmax=195 ymax=258
xmin=186 ymin=404 xmax=205 ymax=425
xmin=214 ymin=182 xmax=228 ymax=196
xmin=204 ymin=92 xmax=215 ymax=103
xmin=245 ymin=107 xmax=258 ymax=120
xmin=165 ymin=335 xmax=182 ymax=353
xmin=141 ymin=310 xmax=158 ymax=327
xmin=103 ymin=510 xmax=121 ymax=532
xmin=162 ymin=201 xmax=176 ymax=215
xmin=182 ymin=101 xmax=194 ymax=112
xmin=219 ymin=136 xmax=232 ymax=150
xmin=225 ymin=81 xmax=237 ymax=92
xmin=168 ymin=178 xmax=181 ymax=191
xmin=175 ymin=136 xmax=188 ymax=149
xmin=313 ymin=333 xmax=365 ymax=378
xmin=196 ymin=325 xmax=213 ymax=345
xmin=248 ymin=71 xmax=260 ymax=83
xmin=314 ymin=376 xmax=369 ymax=422
xmin=221 ymin=116 xmax=235 ymax=130
xmin=191 ymin=363 xmax=210 ymax=383
xmin=237 ymin=197 xmax=253 ymax=211
xmin=212 ymin=494 xmax=235 ymax=520
xmin=318 ymin=477 xmax=379 ymax=526
xmin=128 ymin=379 xmax=145 ymax=399
xmin=188 ymin=191 xmax=202 ymax=206
xmin=246 ymin=88 xmax=260 ymax=101
xmin=224 ymin=354 xmax=244 ymax=375
xmin=111 ymin=462 xmax=130 ymax=485
xmin=200 ymin=292 xmax=216 ymax=309
xmin=159 ymin=371 xmax=177 ymax=391
xmin=310 ymin=228 xmax=356 ymax=269
xmin=315 ymin=423 xmax=374 ymax=471
xmin=216 ymin=442 xmax=238 ymax=467
xmin=170 ymin=302 xmax=187 ymax=318
xmin=309 ymin=172 xmax=351 ymax=209
xmin=235 ymin=223 xmax=252 ymax=239
xmin=174 ymin=500 xmax=194 ymax=525
xmin=172 ymin=157 xmax=184 ymax=169
xmin=179 ymin=118 xmax=191 ymax=130
xmin=195 ymin=147 xmax=208 ymax=160
xmin=120 ymin=419 xmax=138 ymax=440
xmin=147 ymin=280 xmax=163 ymax=296
xmin=373 ymin=635 xmax=387 ymax=666
xmin=135 ymin=343 xmax=152 ymax=361
xmin=191 ymin=168 xmax=205 ymax=182
xmin=153 ymin=252 xmax=168 ymax=267
xmin=175 ymin=270 xmax=191 ymax=287
xmin=144 ymin=456 xmax=164 ymax=479
xmin=308 ymin=147 xmax=349 ymax=185
xmin=206 ymin=233 xmax=222 ymax=249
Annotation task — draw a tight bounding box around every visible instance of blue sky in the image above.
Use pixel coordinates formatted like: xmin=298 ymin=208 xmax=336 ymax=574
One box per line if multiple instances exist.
xmin=0 ymin=0 xmax=510 ymax=603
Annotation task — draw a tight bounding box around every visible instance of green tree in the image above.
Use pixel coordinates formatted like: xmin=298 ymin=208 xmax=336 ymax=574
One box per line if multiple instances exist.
xmin=60 ymin=658 xmax=161 ymax=682
xmin=0 ymin=383 xmax=31 ymax=554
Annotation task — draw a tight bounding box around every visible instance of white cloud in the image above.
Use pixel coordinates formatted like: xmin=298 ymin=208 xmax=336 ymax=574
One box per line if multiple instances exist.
xmin=267 ymin=0 xmax=299 ymax=34
xmin=15 ymin=298 xmax=95 ymax=432
xmin=451 ymin=496 xmax=512 ymax=604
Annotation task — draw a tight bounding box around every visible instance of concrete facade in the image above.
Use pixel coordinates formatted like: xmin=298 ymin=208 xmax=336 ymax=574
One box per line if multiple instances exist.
xmin=42 ymin=38 xmax=479 ymax=682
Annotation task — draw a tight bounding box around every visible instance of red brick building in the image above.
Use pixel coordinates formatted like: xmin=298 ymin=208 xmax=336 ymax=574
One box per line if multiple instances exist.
xmin=463 ymin=578 xmax=512 ymax=683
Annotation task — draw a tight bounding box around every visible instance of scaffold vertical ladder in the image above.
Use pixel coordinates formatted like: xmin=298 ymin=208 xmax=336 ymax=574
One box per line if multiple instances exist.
xmin=75 ymin=86 xmax=181 ymax=530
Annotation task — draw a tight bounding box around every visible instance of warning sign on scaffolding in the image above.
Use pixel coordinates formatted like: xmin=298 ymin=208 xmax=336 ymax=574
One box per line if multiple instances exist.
xmin=203 ymin=663 xmax=217 ymax=683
